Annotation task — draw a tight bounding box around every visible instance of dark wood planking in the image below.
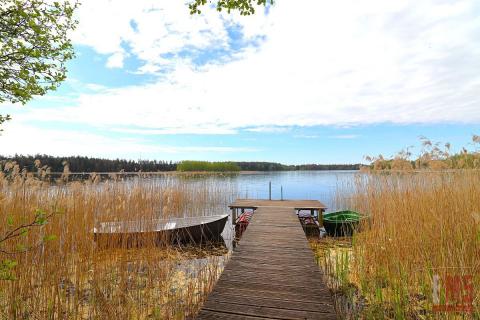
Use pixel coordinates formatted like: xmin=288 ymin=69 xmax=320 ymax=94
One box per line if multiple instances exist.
xmin=194 ymin=310 xmax=266 ymax=319
xmin=206 ymin=292 xmax=335 ymax=311
xmin=195 ymin=203 xmax=336 ymax=319
xmin=202 ymin=301 xmax=336 ymax=320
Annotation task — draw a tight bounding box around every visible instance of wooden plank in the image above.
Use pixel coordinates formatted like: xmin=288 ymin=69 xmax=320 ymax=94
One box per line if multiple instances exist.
xmin=194 ymin=310 xmax=266 ymax=319
xmin=219 ymin=272 xmax=325 ymax=286
xmin=221 ymin=268 xmax=323 ymax=280
xmin=202 ymin=301 xmax=337 ymax=320
xmin=195 ymin=202 xmax=335 ymax=319
xmin=205 ymin=286 xmax=327 ymax=304
xmin=206 ymin=292 xmax=335 ymax=311
xmin=212 ymin=280 xmax=331 ymax=297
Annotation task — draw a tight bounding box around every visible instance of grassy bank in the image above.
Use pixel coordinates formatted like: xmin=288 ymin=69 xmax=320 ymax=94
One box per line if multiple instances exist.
xmin=313 ymin=170 xmax=480 ymax=319
xmin=176 ymin=161 xmax=240 ymax=172
xmin=0 ymin=163 xmax=236 ymax=319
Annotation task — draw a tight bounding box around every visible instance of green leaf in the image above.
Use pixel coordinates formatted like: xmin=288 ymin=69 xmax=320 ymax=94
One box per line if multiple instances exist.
xmin=43 ymin=234 xmax=57 ymax=242
xmin=35 ymin=208 xmax=48 ymax=225
xmin=0 ymin=0 xmax=78 ymax=108
xmin=6 ymin=215 xmax=14 ymax=227
xmin=35 ymin=208 xmax=46 ymax=216
xmin=36 ymin=216 xmax=47 ymax=225
xmin=16 ymin=243 xmax=27 ymax=252
xmin=0 ymin=259 xmax=18 ymax=281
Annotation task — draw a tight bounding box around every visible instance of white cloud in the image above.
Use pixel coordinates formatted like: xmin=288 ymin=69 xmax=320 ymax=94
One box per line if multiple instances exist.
xmin=2 ymin=0 xmax=480 ymax=160
xmin=60 ymin=0 xmax=480 ymax=132
xmin=0 ymin=121 xmax=255 ymax=158
xmin=111 ymin=127 xmax=237 ymax=135
xmin=106 ymin=52 xmax=125 ymax=68
xmin=71 ymin=0 xmax=270 ymax=72
xmin=245 ymin=126 xmax=290 ymax=133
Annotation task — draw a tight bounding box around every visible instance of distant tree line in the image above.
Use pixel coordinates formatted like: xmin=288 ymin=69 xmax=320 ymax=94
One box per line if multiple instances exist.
xmin=0 ymin=155 xmax=360 ymax=173
xmin=236 ymin=162 xmax=361 ymax=171
xmin=0 ymin=155 xmax=176 ymax=172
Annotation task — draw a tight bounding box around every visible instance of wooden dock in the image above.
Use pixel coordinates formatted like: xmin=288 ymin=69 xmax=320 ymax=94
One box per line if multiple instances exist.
xmin=196 ymin=200 xmax=337 ymax=320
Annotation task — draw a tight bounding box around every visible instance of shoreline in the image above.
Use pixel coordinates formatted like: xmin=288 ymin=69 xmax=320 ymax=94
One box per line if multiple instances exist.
xmin=43 ymin=169 xmax=361 ymax=175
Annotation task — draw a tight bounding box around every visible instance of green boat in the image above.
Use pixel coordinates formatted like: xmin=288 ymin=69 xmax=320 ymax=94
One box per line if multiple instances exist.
xmin=322 ymin=210 xmax=363 ymax=236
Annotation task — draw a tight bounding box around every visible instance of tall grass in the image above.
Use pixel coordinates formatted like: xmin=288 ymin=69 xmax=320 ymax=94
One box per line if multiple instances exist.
xmin=315 ymin=170 xmax=480 ymax=319
xmin=176 ymin=161 xmax=240 ymax=172
xmin=0 ymin=163 xmax=236 ymax=319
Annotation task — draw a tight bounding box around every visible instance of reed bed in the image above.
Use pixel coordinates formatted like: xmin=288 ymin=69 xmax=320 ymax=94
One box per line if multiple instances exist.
xmin=313 ymin=170 xmax=480 ymax=319
xmin=0 ymin=164 xmax=236 ymax=319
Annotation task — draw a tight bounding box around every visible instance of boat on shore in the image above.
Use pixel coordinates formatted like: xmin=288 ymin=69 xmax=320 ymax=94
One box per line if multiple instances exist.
xmin=94 ymin=214 xmax=228 ymax=247
xmin=322 ymin=210 xmax=363 ymax=236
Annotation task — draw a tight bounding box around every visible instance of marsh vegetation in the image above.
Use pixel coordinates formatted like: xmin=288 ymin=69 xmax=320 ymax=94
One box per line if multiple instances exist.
xmin=2 ymin=138 xmax=479 ymax=319
xmin=0 ymin=163 xmax=236 ymax=319
xmin=312 ymin=138 xmax=480 ymax=319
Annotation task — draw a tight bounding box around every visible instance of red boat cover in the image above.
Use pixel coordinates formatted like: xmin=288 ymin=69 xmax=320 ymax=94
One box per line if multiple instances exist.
xmin=237 ymin=212 xmax=253 ymax=224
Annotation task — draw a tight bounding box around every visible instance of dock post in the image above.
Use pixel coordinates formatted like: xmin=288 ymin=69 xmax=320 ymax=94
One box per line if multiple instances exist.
xmin=318 ymin=208 xmax=324 ymax=227
xmin=281 ymin=186 xmax=283 ymax=200
xmin=269 ymin=181 xmax=272 ymax=200
xmin=232 ymin=208 xmax=237 ymax=225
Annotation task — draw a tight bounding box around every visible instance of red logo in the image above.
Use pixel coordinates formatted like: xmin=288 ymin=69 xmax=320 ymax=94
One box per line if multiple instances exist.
xmin=433 ymin=274 xmax=473 ymax=313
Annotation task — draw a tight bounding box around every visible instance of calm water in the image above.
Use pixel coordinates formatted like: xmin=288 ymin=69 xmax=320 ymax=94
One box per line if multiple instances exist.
xmin=193 ymin=170 xmax=361 ymax=249
xmin=194 ymin=170 xmax=359 ymax=211
xmin=111 ymin=170 xmax=360 ymax=249
xmin=232 ymin=170 xmax=358 ymax=210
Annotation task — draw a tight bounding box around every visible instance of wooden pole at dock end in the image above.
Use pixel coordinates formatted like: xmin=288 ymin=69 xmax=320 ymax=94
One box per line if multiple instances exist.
xmin=269 ymin=181 xmax=272 ymax=200
xmin=318 ymin=208 xmax=324 ymax=227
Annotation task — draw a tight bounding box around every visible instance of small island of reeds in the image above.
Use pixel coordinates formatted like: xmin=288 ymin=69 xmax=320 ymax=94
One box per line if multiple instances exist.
xmin=176 ymin=160 xmax=241 ymax=172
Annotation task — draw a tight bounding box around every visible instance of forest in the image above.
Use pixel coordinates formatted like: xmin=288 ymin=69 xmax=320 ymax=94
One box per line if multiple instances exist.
xmin=0 ymin=155 xmax=360 ymax=172
xmin=236 ymin=162 xmax=361 ymax=171
xmin=0 ymin=155 xmax=176 ymax=172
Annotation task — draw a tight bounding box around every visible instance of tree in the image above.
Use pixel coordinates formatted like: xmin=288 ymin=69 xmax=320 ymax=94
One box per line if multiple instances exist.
xmin=1 ymin=209 xmax=58 ymax=280
xmin=0 ymin=114 xmax=11 ymax=132
xmin=189 ymin=0 xmax=273 ymax=15
xmin=0 ymin=0 xmax=78 ymax=127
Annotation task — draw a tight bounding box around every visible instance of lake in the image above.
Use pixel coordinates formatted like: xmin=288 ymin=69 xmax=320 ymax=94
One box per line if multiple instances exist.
xmin=185 ymin=170 xmax=359 ymax=211
xmin=177 ymin=170 xmax=360 ymax=248
xmin=231 ymin=170 xmax=358 ymax=210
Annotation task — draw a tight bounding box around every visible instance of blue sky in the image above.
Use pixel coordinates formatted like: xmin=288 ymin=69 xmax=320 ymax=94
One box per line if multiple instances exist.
xmin=0 ymin=0 xmax=479 ymax=164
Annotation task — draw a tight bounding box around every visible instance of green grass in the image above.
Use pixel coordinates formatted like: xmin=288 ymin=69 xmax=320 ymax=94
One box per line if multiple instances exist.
xmin=176 ymin=161 xmax=240 ymax=172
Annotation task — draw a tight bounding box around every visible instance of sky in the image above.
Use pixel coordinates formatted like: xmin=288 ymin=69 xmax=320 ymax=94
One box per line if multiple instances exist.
xmin=1 ymin=0 xmax=479 ymax=164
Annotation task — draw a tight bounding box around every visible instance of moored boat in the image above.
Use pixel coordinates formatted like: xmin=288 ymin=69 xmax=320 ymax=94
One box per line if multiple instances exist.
xmin=235 ymin=211 xmax=253 ymax=239
xmin=301 ymin=216 xmax=320 ymax=237
xmin=94 ymin=214 xmax=228 ymax=247
xmin=322 ymin=210 xmax=363 ymax=236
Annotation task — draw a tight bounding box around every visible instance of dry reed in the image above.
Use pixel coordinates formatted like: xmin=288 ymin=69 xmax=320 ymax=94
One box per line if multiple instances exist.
xmin=314 ymin=170 xmax=480 ymax=319
xmin=0 ymin=162 xmax=236 ymax=319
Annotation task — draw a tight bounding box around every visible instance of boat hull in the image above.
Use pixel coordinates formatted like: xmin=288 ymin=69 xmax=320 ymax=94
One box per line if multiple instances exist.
xmin=299 ymin=217 xmax=320 ymax=237
xmin=94 ymin=215 xmax=228 ymax=248
xmin=322 ymin=210 xmax=363 ymax=237
xmin=323 ymin=220 xmax=359 ymax=237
